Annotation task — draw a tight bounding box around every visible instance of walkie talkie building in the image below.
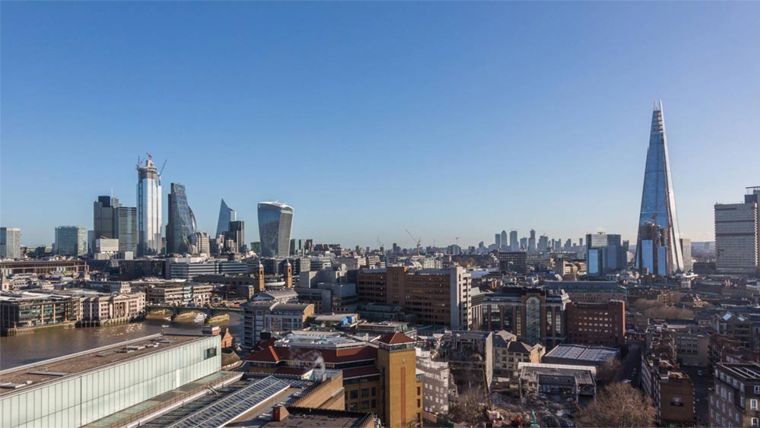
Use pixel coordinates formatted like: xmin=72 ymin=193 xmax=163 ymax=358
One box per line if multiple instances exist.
xmin=635 ymin=102 xmax=684 ymax=276
xmin=257 ymin=201 xmax=293 ymax=258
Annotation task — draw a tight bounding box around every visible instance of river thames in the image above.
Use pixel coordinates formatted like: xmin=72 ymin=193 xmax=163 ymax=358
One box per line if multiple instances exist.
xmin=0 ymin=313 xmax=242 ymax=370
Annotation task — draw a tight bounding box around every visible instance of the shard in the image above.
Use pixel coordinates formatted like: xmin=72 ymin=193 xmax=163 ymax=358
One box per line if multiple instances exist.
xmin=635 ymin=101 xmax=684 ymax=276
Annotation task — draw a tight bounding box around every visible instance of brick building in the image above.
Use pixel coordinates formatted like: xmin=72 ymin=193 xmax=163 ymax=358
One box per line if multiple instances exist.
xmin=356 ymin=266 xmax=472 ymax=329
xmin=565 ymin=300 xmax=625 ymax=347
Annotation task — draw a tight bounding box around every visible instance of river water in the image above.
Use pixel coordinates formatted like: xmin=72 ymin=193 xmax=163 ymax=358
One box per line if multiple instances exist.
xmin=0 ymin=314 xmax=242 ymax=370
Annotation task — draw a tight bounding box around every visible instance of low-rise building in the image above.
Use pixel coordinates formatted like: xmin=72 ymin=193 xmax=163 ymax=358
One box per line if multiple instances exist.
xmin=0 ymin=291 xmax=78 ymax=335
xmin=542 ymin=344 xmax=618 ymax=368
xmin=145 ymin=281 xmax=213 ymax=306
xmin=492 ymin=330 xmax=543 ymax=384
xmin=439 ymin=330 xmax=494 ymax=389
xmin=517 ymin=362 xmax=596 ymax=402
xmin=241 ymin=302 xmax=315 ymax=348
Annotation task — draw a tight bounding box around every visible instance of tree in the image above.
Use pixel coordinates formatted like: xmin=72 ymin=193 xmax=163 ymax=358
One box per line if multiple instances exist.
xmin=577 ymin=383 xmax=655 ymax=428
xmin=449 ymin=387 xmax=486 ymax=425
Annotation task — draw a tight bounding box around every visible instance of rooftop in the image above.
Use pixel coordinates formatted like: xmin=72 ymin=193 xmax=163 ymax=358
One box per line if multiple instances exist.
xmin=0 ymin=334 xmax=200 ymax=396
xmin=543 ymin=344 xmax=619 ymax=363
xmin=719 ymin=362 xmax=760 ymax=380
xmin=262 ymin=407 xmax=373 ymax=428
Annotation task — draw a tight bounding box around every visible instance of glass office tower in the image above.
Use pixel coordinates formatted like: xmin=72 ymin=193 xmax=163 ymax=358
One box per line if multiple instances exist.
xmin=257 ymin=201 xmax=293 ymax=257
xmin=216 ymin=198 xmax=237 ymax=237
xmin=635 ymin=102 xmax=684 ymax=276
xmin=115 ymin=206 xmax=138 ymax=254
xmin=137 ymin=156 xmax=162 ymax=255
xmin=93 ymin=196 xmax=120 ymax=239
xmin=167 ymin=183 xmax=197 ymax=254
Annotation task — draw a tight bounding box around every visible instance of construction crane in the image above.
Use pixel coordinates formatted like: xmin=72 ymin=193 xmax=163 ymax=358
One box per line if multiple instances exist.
xmin=405 ymin=229 xmax=422 ymax=256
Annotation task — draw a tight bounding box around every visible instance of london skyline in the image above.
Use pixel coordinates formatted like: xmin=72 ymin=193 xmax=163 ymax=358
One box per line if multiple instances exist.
xmin=3 ymin=2 xmax=759 ymax=247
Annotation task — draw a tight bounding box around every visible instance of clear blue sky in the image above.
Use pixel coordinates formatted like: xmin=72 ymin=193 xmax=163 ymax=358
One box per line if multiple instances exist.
xmin=2 ymin=2 xmax=759 ymax=248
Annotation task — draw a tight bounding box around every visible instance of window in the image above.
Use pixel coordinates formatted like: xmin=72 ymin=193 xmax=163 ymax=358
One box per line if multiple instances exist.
xmin=755 ymin=385 xmax=760 ymax=394
xmin=751 ymin=399 xmax=759 ymax=410
xmin=204 ymin=347 xmax=217 ymax=359
xmin=752 ymin=417 xmax=759 ymax=428
xmin=350 ymin=390 xmax=358 ymax=399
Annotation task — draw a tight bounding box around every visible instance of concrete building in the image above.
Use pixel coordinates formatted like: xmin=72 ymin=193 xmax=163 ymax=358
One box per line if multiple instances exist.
xmin=715 ymin=186 xmax=760 ymax=274
xmin=54 ymin=226 xmax=88 ymax=257
xmin=565 ymin=300 xmax=626 ymax=347
xmin=356 ymin=265 xmax=473 ymax=329
xmin=144 ymin=281 xmax=213 ymax=306
xmin=709 ymin=362 xmax=760 ymax=428
xmin=0 ymin=291 xmax=78 ymax=335
xmin=241 ymin=301 xmax=315 ymax=347
xmin=0 ymin=260 xmax=88 ymax=278
xmin=0 ymin=227 xmax=22 ymax=260
xmin=416 ymin=348 xmax=450 ymax=419
xmin=517 ymin=362 xmax=596 ymax=402
xmin=0 ymin=334 xmax=221 ymax=428
xmin=166 ymin=257 xmax=249 ymax=280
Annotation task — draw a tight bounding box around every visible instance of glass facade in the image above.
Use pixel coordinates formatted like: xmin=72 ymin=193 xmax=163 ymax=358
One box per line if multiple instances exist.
xmin=167 ymin=183 xmax=197 ymax=254
xmin=137 ymin=156 xmax=162 ymax=256
xmin=115 ymin=206 xmax=138 ymax=254
xmin=215 ymin=199 xmax=237 ymax=238
xmin=0 ymin=336 xmax=220 ymax=428
xmin=54 ymin=226 xmax=88 ymax=257
xmin=257 ymin=202 xmax=294 ymax=258
xmin=635 ymin=102 xmax=684 ymax=276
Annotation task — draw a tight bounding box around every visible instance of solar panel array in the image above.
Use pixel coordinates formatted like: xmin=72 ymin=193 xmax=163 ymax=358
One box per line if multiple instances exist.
xmin=166 ymin=376 xmax=290 ymax=428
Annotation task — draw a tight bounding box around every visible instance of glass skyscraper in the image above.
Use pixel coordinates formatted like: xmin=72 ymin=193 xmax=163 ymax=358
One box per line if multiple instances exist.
xmin=0 ymin=227 xmax=21 ymax=259
xmin=167 ymin=183 xmax=197 ymax=255
xmin=55 ymin=226 xmax=88 ymax=256
xmin=215 ymin=198 xmax=237 ymax=238
xmin=115 ymin=206 xmax=138 ymax=254
xmin=257 ymin=201 xmax=293 ymax=258
xmin=635 ymin=102 xmax=684 ymax=276
xmin=137 ymin=156 xmax=162 ymax=255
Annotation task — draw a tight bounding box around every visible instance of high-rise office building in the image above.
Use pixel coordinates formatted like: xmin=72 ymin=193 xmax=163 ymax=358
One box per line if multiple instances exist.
xmin=191 ymin=231 xmax=211 ymax=255
xmin=510 ymin=230 xmax=519 ymax=251
xmin=586 ymin=232 xmax=627 ymax=277
xmin=500 ymin=230 xmax=508 ymax=250
xmin=215 ymin=198 xmax=237 ymax=237
xmin=226 ymin=220 xmax=245 ymax=253
xmin=137 ymin=156 xmax=162 ymax=255
xmin=528 ymin=229 xmax=537 ymax=253
xmin=494 ymin=233 xmax=501 ymax=250
xmin=258 ymin=201 xmax=294 ymax=258
xmin=714 ymin=187 xmax=760 ymax=274
xmin=55 ymin=226 xmax=88 ymax=256
xmin=0 ymin=227 xmax=21 ymax=259
xmin=93 ymin=196 xmax=120 ymax=239
xmin=166 ymin=183 xmax=197 ymax=255
xmin=115 ymin=206 xmax=138 ymax=254
xmin=635 ymin=102 xmax=684 ymax=276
